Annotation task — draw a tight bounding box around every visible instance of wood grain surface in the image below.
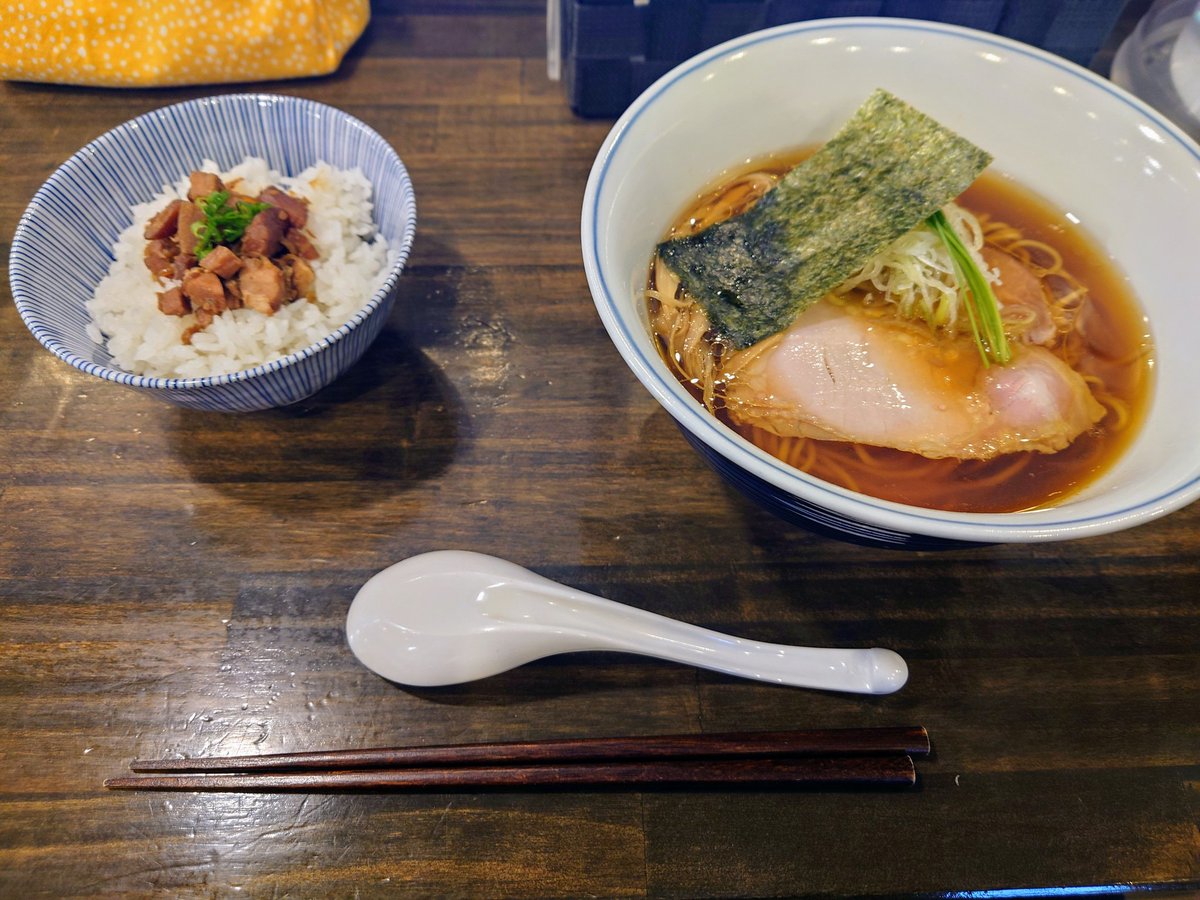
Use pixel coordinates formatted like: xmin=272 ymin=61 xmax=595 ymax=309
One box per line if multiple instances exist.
xmin=1 ymin=2 xmax=1197 ymax=897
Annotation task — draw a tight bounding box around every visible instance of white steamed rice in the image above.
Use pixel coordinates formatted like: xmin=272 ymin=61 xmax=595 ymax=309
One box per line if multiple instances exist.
xmin=86 ymin=157 xmax=394 ymax=379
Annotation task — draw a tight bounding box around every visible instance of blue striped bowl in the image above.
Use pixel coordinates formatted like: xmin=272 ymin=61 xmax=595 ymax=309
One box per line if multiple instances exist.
xmin=10 ymin=93 xmax=417 ymax=412
xmin=583 ymin=19 xmax=1200 ymax=546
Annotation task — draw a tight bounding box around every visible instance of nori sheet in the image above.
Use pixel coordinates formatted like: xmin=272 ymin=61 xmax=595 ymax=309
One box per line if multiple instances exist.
xmin=657 ymin=89 xmax=993 ymax=349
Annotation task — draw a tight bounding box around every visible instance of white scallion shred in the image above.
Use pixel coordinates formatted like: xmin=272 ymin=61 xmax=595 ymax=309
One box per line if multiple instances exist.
xmin=834 ymin=201 xmax=999 ymax=333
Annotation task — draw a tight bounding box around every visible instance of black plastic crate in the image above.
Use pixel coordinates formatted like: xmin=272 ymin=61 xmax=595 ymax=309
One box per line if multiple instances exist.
xmin=553 ymin=0 xmax=1131 ymax=116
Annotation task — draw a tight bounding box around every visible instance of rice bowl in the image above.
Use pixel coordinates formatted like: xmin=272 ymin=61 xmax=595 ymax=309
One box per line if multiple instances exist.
xmin=11 ymin=93 xmax=417 ymax=412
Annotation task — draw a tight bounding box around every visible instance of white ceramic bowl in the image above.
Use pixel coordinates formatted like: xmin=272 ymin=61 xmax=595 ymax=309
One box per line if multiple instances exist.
xmin=582 ymin=18 xmax=1200 ymax=547
xmin=11 ymin=93 xmax=416 ymax=412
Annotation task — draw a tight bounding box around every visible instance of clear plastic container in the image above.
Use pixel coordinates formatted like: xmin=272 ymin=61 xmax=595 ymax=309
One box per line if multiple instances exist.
xmin=1110 ymin=0 xmax=1200 ymax=141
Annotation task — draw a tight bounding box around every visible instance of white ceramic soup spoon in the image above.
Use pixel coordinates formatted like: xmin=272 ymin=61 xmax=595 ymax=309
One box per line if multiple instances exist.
xmin=345 ymin=551 xmax=908 ymax=694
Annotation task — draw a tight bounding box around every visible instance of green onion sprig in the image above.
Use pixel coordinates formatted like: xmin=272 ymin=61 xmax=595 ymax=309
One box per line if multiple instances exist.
xmin=926 ymin=209 xmax=1011 ymax=367
xmin=191 ymin=191 xmax=270 ymax=259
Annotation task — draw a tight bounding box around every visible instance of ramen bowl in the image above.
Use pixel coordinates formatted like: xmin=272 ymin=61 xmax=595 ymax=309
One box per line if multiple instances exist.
xmin=11 ymin=93 xmax=416 ymax=412
xmin=582 ymin=18 xmax=1200 ymax=547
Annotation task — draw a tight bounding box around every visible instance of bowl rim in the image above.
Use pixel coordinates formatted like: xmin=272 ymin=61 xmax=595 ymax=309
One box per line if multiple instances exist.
xmin=10 ymin=92 xmax=416 ymax=392
xmin=581 ymin=16 xmax=1200 ymax=543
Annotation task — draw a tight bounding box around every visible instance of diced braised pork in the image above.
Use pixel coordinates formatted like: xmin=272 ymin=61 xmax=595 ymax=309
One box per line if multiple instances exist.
xmin=182 ymin=269 xmax=229 ymax=315
xmin=143 ymin=199 xmax=182 ymax=241
xmin=239 ymin=256 xmax=287 ymax=314
xmin=144 ymin=239 xmax=176 ymax=279
xmin=282 ymin=253 xmax=316 ymax=300
xmin=223 ymin=277 xmax=244 ymax=310
xmin=176 ymin=201 xmax=202 ymax=256
xmin=282 ymin=228 xmax=319 ymax=260
xmin=199 ymin=244 xmax=242 ymax=279
xmin=259 ymin=186 xmax=309 ymax=228
xmin=188 ymin=171 xmax=226 ymax=201
xmin=172 ymin=253 xmax=197 ymax=281
xmin=241 ymin=207 xmax=288 ymax=257
xmin=157 ymin=286 xmax=189 ymax=317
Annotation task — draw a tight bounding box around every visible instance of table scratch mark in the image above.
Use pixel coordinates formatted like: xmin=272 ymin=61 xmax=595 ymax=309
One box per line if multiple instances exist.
xmin=428 ymin=799 xmax=457 ymax=841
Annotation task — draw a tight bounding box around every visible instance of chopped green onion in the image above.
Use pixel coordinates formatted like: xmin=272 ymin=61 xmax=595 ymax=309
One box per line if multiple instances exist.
xmin=191 ymin=191 xmax=270 ymax=259
xmin=926 ymin=209 xmax=1011 ymax=367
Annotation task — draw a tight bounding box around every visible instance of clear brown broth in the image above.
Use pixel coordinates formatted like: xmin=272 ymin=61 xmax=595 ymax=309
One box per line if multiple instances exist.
xmin=654 ymin=154 xmax=1155 ymax=513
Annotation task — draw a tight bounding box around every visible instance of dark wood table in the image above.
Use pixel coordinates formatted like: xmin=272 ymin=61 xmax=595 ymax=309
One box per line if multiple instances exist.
xmin=1 ymin=3 xmax=1197 ymax=896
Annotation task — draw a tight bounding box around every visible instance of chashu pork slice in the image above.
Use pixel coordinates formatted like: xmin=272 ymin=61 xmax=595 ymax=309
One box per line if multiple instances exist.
xmin=724 ymin=300 xmax=1104 ymax=460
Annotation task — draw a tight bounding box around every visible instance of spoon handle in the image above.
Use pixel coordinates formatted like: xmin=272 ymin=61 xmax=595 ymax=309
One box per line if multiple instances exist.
xmin=483 ymin=581 xmax=907 ymax=695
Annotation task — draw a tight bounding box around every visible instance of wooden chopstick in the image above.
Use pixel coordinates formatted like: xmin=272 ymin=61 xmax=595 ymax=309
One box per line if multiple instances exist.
xmin=106 ymin=755 xmax=916 ymax=792
xmin=108 ymin=728 xmax=927 ymax=792
xmin=127 ymin=726 xmax=930 ymax=773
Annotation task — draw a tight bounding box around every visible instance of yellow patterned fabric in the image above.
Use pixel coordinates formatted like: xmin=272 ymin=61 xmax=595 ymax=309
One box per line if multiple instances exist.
xmin=0 ymin=0 xmax=369 ymax=87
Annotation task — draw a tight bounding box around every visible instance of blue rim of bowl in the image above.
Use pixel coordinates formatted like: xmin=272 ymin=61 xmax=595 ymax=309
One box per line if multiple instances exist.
xmin=582 ymin=17 xmax=1200 ymax=543
xmin=11 ymin=93 xmax=417 ymax=393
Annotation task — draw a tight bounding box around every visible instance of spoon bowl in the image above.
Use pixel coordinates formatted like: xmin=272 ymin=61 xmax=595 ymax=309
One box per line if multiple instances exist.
xmin=346 ymin=551 xmax=907 ymax=694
